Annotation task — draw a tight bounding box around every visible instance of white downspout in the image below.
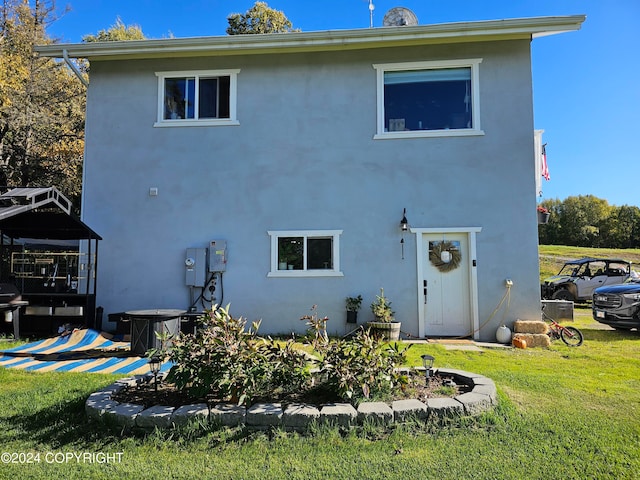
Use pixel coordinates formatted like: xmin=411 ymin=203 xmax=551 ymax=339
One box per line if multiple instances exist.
xmin=62 ymin=49 xmax=89 ymax=88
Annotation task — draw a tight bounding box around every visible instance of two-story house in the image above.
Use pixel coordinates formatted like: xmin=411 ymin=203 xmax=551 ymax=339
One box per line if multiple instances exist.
xmin=37 ymin=14 xmax=585 ymax=340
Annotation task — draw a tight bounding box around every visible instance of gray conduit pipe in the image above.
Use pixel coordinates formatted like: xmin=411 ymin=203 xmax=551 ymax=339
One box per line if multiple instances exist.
xmin=62 ymin=49 xmax=89 ymax=88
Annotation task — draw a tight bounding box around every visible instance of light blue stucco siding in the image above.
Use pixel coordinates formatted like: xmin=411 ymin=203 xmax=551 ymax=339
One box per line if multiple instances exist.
xmin=82 ymin=39 xmax=540 ymax=341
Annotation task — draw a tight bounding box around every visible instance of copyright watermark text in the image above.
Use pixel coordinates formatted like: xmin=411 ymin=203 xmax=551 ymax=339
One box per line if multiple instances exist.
xmin=1 ymin=451 xmax=124 ymax=464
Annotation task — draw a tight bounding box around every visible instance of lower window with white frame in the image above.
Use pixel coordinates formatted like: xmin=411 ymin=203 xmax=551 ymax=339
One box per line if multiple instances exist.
xmin=268 ymin=230 xmax=343 ymax=277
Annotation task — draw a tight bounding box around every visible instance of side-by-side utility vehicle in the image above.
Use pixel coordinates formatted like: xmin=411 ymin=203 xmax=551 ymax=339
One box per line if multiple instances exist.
xmin=541 ymin=257 xmax=632 ymax=303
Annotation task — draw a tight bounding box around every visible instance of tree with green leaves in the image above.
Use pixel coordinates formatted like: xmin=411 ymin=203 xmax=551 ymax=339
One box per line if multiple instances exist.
xmin=226 ymin=1 xmax=298 ymax=35
xmin=558 ymin=195 xmax=611 ymax=247
xmin=81 ymin=17 xmax=145 ymax=42
xmin=599 ymin=205 xmax=640 ymax=249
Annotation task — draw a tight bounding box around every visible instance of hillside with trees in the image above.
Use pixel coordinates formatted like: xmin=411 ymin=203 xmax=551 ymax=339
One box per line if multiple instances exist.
xmin=539 ymin=195 xmax=640 ymax=249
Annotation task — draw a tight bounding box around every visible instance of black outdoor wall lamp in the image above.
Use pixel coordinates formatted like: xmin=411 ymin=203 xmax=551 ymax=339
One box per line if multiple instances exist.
xmin=400 ymin=208 xmax=409 ymax=231
xmin=400 ymin=208 xmax=409 ymax=259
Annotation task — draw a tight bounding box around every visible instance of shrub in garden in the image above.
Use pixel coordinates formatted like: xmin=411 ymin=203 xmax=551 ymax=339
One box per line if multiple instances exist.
xmin=163 ymin=305 xmax=310 ymax=405
xmin=300 ymin=304 xmax=329 ymax=348
xmin=259 ymin=336 xmax=311 ymax=396
xmin=161 ymin=304 xmax=410 ymax=406
xmin=319 ymin=327 xmax=411 ymax=401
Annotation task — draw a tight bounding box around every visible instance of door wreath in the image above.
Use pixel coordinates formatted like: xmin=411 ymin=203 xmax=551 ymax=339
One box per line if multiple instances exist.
xmin=429 ymin=241 xmax=462 ymax=272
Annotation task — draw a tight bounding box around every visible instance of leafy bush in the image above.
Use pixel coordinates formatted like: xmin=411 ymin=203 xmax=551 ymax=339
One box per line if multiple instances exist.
xmin=259 ymin=337 xmax=311 ymax=395
xmin=300 ymin=304 xmax=329 ymax=348
xmin=318 ymin=327 xmax=411 ymax=402
xmin=345 ymin=295 xmax=363 ymax=312
xmin=163 ymin=305 xmax=310 ymax=405
xmin=161 ymin=304 xmax=410 ymax=406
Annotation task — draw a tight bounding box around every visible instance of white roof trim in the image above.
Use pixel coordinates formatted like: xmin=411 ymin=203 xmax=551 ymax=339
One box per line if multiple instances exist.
xmin=410 ymin=227 xmax=483 ymax=234
xmin=35 ymin=15 xmax=585 ymax=60
xmin=0 ymin=187 xmax=72 ymax=220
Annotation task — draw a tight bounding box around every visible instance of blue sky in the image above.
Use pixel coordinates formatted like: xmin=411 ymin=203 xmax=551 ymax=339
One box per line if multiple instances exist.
xmin=46 ymin=1 xmax=640 ymax=207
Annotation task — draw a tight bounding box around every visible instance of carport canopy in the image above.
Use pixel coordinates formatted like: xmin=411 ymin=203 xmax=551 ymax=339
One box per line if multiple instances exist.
xmin=0 ymin=187 xmax=101 ymax=240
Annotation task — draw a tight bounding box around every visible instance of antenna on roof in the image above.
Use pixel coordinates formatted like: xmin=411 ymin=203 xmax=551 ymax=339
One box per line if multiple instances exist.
xmin=368 ymin=0 xmax=375 ymax=28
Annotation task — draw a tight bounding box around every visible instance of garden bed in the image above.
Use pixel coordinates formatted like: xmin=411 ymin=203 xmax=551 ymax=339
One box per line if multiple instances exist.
xmin=87 ymin=306 xmax=497 ymax=432
xmin=113 ymin=368 xmax=472 ymax=408
xmin=87 ymin=367 xmax=496 ymax=432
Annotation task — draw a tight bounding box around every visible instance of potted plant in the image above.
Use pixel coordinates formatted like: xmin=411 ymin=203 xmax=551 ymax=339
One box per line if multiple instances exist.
xmin=278 ymin=239 xmax=301 ymax=270
xmin=537 ymin=205 xmax=550 ymax=224
xmin=367 ymin=288 xmax=401 ymax=341
xmin=345 ymin=295 xmax=362 ymax=324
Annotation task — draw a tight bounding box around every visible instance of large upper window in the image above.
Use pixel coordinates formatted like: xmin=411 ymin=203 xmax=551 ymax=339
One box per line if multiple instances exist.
xmin=155 ymin=69 xmax=239 ymax=127
xmin=267 ymin=230 xmax=343 ymax=277
xmin=373 ymin=59 xmax=483 ymax=138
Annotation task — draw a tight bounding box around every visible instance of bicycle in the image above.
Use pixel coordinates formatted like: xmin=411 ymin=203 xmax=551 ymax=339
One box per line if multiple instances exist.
xmin=542 ymin=306 xmax=583 ymax=347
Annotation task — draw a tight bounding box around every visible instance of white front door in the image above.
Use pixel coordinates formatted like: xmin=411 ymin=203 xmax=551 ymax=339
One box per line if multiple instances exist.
xmin=422 ymin=233 xmax=472 ymax=337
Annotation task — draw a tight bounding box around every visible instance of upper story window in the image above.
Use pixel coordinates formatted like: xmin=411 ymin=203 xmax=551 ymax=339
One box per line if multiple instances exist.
xmin=373 ymin=59 xmax=483 ymax=139
xmin=155 ymin=69 xmax=240 ymax=127
xmin=267 ymin=230 xmax=344 ymax=277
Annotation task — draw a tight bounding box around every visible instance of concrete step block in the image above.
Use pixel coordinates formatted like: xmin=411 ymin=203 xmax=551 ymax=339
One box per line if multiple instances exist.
xmin=172 ymin=403 xmax=210 ymax=427
xmin=136 ymin=405 xmax=175 ymax=429
xmin=211 ymin=403 xmax=246 ymax=427
xmin=455 ymin=392 xmax=494 ymax=415
xmin=320 ymin=403 xmax=357 ymax=427
xmin=283 ymin=404 xmax=320 ymax=431
xmin=246 ymin=403 xmax=282 ymax=429
xmin=391 ymin=399 xmax=428 ymax=422
xmin=103 ymin=402 xmax=145 ymax=427
xmin=357 ymin=402 xmax=394 ymax=425
xmin=426 ymin=397 xmax=464 ymax=418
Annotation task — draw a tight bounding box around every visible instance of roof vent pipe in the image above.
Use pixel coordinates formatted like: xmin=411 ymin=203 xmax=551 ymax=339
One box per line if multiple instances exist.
xmin=62 ymin=49 xmax=89 ymax=88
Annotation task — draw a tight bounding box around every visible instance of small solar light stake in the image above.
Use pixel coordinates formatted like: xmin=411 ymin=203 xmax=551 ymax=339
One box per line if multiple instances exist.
xmin=421 ymin=354 xmax=435 ymax=385
xmin=148 ymin=355 xmax=162 ymax=392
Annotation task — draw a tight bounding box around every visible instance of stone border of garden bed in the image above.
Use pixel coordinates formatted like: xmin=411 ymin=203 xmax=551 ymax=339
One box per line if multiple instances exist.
xmin=85 ymin=368 xmax=497 ymax=431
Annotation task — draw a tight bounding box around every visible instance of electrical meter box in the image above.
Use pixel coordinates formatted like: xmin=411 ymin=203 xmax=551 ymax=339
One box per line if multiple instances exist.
xmin=209 ymin=240 xmax=227 ymax=272
xmin=185 ymin=248 xmax=207 ymax=287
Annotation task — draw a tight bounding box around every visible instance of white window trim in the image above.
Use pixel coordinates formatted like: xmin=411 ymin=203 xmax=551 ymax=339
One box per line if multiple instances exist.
xmin=267 ymin=230 xmax=344 ymax=278
xmin=373 ymin=59 xmax=484 ymax=139
xmin=154 ymin=69 xmax=240 ymax=127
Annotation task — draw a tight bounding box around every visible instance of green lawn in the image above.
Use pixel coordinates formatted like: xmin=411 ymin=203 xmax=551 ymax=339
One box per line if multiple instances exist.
xmin=1 ymin=308 xmax=639 ymax=479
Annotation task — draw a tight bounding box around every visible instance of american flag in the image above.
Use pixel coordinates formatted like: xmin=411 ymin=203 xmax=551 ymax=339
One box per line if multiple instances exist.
xmin=541 ymin=143 xmax=550 ymax=181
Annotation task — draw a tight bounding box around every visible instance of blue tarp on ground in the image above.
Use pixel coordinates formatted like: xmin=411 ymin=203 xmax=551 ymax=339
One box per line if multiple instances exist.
xmin=0 ymin=329 xmax=172 ymax=374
